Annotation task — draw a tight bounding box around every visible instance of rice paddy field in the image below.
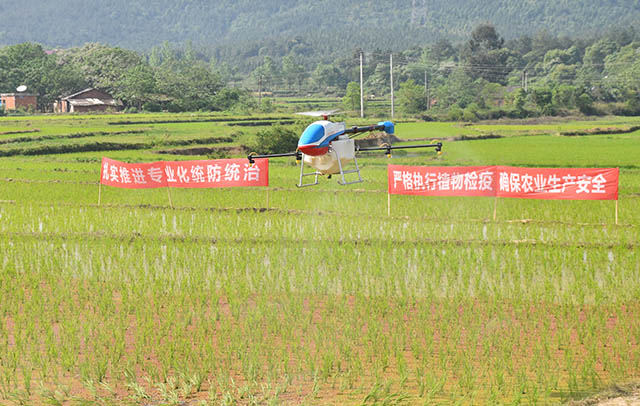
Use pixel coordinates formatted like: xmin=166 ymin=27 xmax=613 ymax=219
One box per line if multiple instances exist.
xmin=0 ymin=112 xmax=639 ymax=405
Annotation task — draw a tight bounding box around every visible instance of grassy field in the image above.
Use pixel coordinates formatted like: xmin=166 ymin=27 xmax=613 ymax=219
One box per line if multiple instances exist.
xmin=0 ymin=112 xmax=639 ymax=405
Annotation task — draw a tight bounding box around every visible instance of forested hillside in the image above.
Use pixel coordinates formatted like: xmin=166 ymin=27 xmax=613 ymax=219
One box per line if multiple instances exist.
xmin=1 ymin=0 xmax=638 ymax=54
xmin=1 ymin=0 xmax=640 ymax=120
xmin=2 ymin=22 xmax=639 ymax=120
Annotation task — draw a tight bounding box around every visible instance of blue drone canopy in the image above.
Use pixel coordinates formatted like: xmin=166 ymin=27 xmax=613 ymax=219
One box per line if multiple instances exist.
xmin=378 ymin=121 xmax=394 ymax=135
xmin=298 ymin=123 xmax=326 ymax=147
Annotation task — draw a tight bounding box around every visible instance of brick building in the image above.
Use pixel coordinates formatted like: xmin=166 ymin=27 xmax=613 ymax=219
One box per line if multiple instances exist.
xmin=0 ymin=93 xmax=38 ymax=111
xmin=54 ymin=88 xmax=122 ymax=113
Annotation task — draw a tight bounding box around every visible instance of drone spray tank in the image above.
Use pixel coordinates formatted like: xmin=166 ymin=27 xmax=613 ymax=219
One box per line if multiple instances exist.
xmin=303 ymin=136 xmax=356 ymax=175
xmin=297 ymin=121 xmax=356 ymax=175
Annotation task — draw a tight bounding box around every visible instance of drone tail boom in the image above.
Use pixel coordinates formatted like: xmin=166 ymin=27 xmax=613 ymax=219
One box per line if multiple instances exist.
xmin=248 ymin=150 xmax=301 ymax=164
xmin=344 ymin=121 xmax=395 ymax=137
xmin=357 ymin=142 xmax=442 ymax=156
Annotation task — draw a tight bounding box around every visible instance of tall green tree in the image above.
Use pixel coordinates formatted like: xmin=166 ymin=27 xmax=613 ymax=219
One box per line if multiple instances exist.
xmin=532 ymin=87 xmax=554 ymax=115
xmin=118 ymin=65 xmax=157 ymax=109
xmin=433 ymin=69 xmax=478 ymax=109
xmin=601 ymin=43 xmax=640 ymax=104
xmin=282 ymin=54 xmax=305 ymax=91
xmin=61 ymin=43 xmax=145 ymax=95
xmin=252 ymin=56 xmax=278 ymax=92
xmin=462 ymin=24 xmax=511 ymax=84
xmin=343 ymin=81 xmax=362 ymax=112
xmin=397 ymin=79 xmax=427 ymax=115
xmin=312 ymin=63 xmax=345 ymax=90
xmin=155 ymin=61 xmax=223 ymax=111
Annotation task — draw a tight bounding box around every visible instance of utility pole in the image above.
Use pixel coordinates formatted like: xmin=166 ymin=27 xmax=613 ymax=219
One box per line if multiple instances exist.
xmin=424 ymin=70 xmax=429 ymax=110
xmin=360 ymin=51 xmax=364 ymax=118
xmin=390 ymin=53 xmax=394 ymax=119
xmin=258 ymin=75 xmax=262 ymax=105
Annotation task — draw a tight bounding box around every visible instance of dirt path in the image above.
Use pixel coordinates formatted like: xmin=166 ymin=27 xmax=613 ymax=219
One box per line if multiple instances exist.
xmin=569 ymin=383 xmax=640 ymax=406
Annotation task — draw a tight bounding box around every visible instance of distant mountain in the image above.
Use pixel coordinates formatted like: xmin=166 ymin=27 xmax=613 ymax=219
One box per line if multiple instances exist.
xmin=1 ymin=0 xmax=638 ymax=52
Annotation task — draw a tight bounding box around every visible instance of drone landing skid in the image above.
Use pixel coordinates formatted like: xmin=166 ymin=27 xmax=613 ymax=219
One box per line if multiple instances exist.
xmin=297 ymin=147 xmax=363 ymax=188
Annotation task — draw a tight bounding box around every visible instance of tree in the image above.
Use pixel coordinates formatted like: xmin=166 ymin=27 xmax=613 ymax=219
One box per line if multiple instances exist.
xmin=600 ymin=43 xmax=640 ymax=103
xmin=462 ymin=24 xmax=511 ymax=83
xmin=552 ymin=84 xmax=578 ymax=110
xmin=583 ymin=39 xmax=618 ymax=72
xmin=479 ymin=82 xmax=506 ymax=108
xmin=576 ymin=93 xmax=595 ymax=115
xmin=532 ymin=87 xmax=554 ymax=115
xmin=312 ymin=63 xmax=345 ymax=90
xmin=547 ymin=64 xmax=578 ymax=84
xmin=433 ymin=69 xmax=478 ymax=109
xmin=467 ymin=24 xmax=504 ymax=51
xmin=118 ymin=65 xmax=157 ymax=109
xmin=527 ymin=30 xmax=564 ymax=63
xmin=282 ymin=54 xmax=305 ymax=92
xmin=61 ymin=43 xmax=145 ymax=94
xmin=343 ymin=81 xmax=362 ymax=112
xmin=543 ymin=47 xmax=580 ymax=72
xmin=512 ymin=88 xmax=528 ymax=115
xmin=430 ymin=39 xmax=456 ymax=62
xmin=212 ymin=88 xmax=254 ymax=111
xmin=397 ymin=79 xmax=427 ymax=115
xmin=366 ymin=62 xmax=390 ymax=96
xmin=155 ymin=61 xmax=223 ymax=111
xmin=42 ymin=61 xmax=89 ymax=109
xmin=252 ymin=56 xmax=278 ymax=92
xmin=211 ymin=58 xmax=236 ymax=84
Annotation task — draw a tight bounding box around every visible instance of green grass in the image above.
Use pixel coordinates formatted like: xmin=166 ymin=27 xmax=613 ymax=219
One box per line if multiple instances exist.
xmin=0 ymin=112 xmax=639 ymax=405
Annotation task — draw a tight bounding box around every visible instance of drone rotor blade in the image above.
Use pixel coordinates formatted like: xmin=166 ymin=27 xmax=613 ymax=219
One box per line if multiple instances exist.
xmin=295 ymin=109 xmax=341 ymax=117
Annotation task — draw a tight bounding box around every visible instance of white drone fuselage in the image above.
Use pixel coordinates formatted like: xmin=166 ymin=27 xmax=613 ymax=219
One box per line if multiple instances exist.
xmin=302 ymin=135 xmax=356 ymax=175
xmin=297 ymin=120 xmax=357 ymax=175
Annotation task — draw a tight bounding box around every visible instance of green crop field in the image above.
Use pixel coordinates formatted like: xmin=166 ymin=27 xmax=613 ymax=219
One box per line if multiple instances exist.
xmin=0 ymin=112 xmax=639 ymax=406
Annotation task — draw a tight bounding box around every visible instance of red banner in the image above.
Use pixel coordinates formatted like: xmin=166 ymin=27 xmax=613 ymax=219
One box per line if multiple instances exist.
xmin=101 ymin=158 xmax=268 ymax=188
xmin=496 ymin=166 xmax=618 ymax=200
xmin=388 ymin=165 xmax=618 ymax=200
xmin=388 ymin=165 xmax=497 ymax=197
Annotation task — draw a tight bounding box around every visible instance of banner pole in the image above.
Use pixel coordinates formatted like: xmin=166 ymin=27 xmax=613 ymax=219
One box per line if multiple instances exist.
xmin=98 ymin=183 xmax=102 ymax=206
xmin=387 ymin=192 xmax=391 ymax=217
xmin=167 ymin=187 xmax=173 ymax=208
xmin=615 ymin=199 xmax=618 ymax=225
xmin=493 ymin=196 xmax=498 ymax=221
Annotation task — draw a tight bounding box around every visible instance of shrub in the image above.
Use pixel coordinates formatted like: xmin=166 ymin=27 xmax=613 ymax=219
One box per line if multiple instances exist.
xmin=446 ymin=105 xmax=464 ymax=121
xmin=166 ymin=102 xmax=184 ymax=113
xmin=142 ymin=102 xmax=162 ymax=112
xmin=246 ymin=125 xmax=299 ymax=155
xmin=461 ymin=109 xmax=477 ymax=122
xmin=212 ymin=88 xmax=254 ymax=112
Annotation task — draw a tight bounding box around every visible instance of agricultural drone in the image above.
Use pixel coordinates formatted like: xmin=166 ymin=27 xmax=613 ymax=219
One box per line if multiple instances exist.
xmin=247 ymin=110 xmax=443 ymax=187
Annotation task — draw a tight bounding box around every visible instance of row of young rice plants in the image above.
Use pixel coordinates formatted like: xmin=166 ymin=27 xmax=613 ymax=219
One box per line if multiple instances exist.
xmin=0 ymin=211 xmax=638 ymax=404
xmin=0 ymin=115 xmax=639 ymax=404
xmin=0 ymin=201 xmax=638 ymax=247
